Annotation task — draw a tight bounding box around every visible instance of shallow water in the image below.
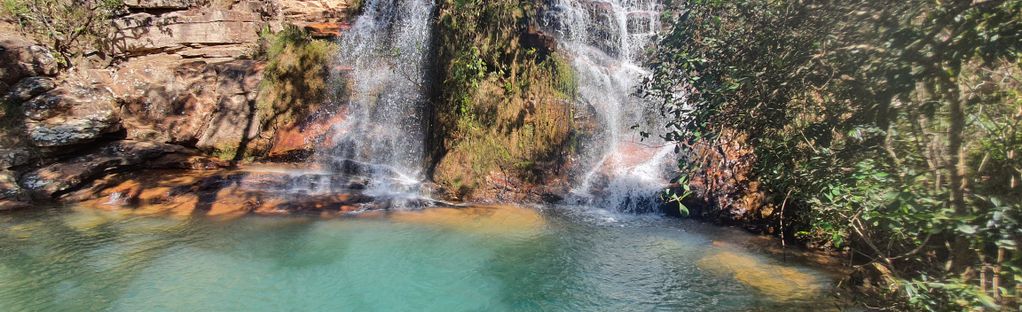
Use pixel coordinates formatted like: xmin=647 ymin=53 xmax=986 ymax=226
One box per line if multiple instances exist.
xmin=0 ymin=205 xmax=846 ymax=311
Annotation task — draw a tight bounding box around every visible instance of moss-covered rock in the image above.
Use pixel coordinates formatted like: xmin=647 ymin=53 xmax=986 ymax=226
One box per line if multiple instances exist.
xmin=429 ymin=0 xmax=576 ymax=201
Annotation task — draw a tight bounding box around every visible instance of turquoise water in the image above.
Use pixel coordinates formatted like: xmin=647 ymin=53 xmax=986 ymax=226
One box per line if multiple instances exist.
xmin=0 ymin=206 xmax=844 ymax=311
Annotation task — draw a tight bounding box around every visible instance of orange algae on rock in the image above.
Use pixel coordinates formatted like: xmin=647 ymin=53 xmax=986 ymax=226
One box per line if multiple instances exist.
xmin=697 ymin=250 xmax=824 ymax=302
xmin=386 ymin=205 xmax=545 ymax=235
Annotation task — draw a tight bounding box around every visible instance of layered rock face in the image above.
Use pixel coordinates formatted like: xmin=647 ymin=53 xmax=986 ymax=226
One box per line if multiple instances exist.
xmin=0 ymin=0 xmax=352 ymax=208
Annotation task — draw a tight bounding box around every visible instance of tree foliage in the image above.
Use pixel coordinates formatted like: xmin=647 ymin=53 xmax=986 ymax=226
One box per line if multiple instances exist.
xmin=1 ymin=0 xmax=124 ymax=67
xmin=648 ymin=0 xmax=1022 ymax=309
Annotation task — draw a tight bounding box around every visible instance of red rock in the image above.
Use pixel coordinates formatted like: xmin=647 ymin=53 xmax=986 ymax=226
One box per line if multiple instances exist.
xmin=268 ymin=110 xmax=347 ymax=159
xmin=304 ymin=22 xmax=351 ymax=39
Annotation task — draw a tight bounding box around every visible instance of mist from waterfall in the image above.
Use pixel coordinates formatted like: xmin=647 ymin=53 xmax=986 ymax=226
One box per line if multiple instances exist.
xmin=322 ymin=0 xmax=436 ymax=207
xmin=542 ymin=0 xmax=676 ymax=212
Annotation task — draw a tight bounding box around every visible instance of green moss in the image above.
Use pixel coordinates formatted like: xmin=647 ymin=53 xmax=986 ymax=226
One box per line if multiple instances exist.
xmin=431 ymin=0 xmax=577 ymax=197
xmin=211 ymin=143 xmax=239 ymax=161
xmin=545 ymin=54 xmax=577 ymax=99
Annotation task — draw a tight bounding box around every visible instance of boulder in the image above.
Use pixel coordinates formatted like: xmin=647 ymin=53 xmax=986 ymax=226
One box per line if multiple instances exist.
xmin=23 ymin=87 xmax=121 ymax=147
xmin=19 ymin=140 xmax=193 ymax=198
xmin=2 ymin=77 xmax=56 ymax=105
xmin=0 ymin=38 xmax=58 ymax=85
xmin=0 ymin=169 xmax=25 ymax=201
xmin=195 ymin=60 xmax=263 ymax=155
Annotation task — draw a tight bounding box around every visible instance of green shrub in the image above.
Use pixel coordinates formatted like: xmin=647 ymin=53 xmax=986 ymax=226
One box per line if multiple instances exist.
xmin=255 ymin=25 xmax=338 ymax=135
xmin=648 ymin=0 xmax=1022 ymax=309
xmin=1 ymin=0 xmax=124 ymax=67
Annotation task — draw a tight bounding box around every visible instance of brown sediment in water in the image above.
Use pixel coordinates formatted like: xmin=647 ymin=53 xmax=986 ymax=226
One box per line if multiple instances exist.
xmin=697 ymin=249 xmax=824 ymax=302
xmin=369 ymin=205 xmax=546 ymax=235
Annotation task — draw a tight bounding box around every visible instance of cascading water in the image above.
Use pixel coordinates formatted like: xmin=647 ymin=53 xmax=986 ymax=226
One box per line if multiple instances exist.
xmin=542 ymin=0 xmax=676 ymax=212
xmin=322 ymin=0 xmax=436 ymax=207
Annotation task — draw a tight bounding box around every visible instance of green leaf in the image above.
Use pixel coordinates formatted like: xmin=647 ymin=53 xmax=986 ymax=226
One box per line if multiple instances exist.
xmin=677 ymin=203 xmax=690 ymax=217
xmin=956 ymin=224 xmax=977 ymax=235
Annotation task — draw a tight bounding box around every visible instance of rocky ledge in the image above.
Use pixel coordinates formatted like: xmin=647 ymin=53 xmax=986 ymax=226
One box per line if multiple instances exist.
xmin=0 ymin=0 xmax=355 ymax=210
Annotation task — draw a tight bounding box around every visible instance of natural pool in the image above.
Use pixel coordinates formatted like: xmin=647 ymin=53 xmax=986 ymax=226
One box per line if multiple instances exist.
xmin=0 ymin=205 xmax=847 ymax=311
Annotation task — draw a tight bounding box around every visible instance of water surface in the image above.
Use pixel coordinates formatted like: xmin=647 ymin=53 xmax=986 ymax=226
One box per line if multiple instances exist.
xmin=0 ymin=205 xmax=844 ymax=311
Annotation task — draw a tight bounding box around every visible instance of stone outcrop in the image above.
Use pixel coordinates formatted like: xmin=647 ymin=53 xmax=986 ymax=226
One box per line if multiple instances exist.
xmin=278 ymin=0 xmax=353 ymax=22
xmin=19 ymin=140 xmax=218 ymax=199
xmin=86 ymin=56 xmax=264 ymax=156
xmin=23 ymin=87 xmax=121 ymax=147
xmin=0 ymin=0 xmax=353 ymax=209
xmin=113 ymin=10 xmax=264 ymax=59
xmin=123 ymin=0 xmax=196 ymax=10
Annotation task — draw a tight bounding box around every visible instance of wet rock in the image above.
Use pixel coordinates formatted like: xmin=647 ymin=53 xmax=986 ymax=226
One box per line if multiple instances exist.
xmin=0 ymin=199 xmax=30 ymax=211
xmin=23 ymin=87 xmax=121 ymax=147
xmin=268 ymin=112 xmax=345 ymax=160
xmin=146 ymin=153 xmax=230 ymax=170
xmin=523 ymin=25 xmax=557 ymax=54
xmin=2 ymin=77 xmax=56 ymax=105
xmin=626 ymin=11 xmax=655 ymax=35
xmin=19 ymin=141 xmax=195 ymax=198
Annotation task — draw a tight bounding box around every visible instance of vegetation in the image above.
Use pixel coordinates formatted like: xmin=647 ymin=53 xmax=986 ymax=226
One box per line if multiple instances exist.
xmin=432 ymin=0 xmax=575 ymax=198
xmin=255 ymin=25 xmax=338 ymax=128
xmin=247 ymin=24 xmax=339 ymax=159
xmin=1 ymin=0 xmax=124 ymax=67
xmin=649 ymin=0 xmax=1021 ymax=310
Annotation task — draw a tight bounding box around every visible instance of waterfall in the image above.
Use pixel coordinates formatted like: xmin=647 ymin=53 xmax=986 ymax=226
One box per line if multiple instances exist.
xmin=322 ymin=0 xmax=436 ymax=207
xmin=542 ymin=0 xmax=676 ymax=212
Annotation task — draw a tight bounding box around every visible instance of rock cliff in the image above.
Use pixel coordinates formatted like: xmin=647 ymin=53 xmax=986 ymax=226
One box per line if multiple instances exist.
xmin=0 ymin=0 xmax=353 ymax=208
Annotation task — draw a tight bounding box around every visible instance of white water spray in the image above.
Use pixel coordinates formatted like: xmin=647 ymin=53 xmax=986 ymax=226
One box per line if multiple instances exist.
xmin=543 ymin=0 xmax=676 ymax=212
xmin=322 ymin=0 xmax=436 ymax=207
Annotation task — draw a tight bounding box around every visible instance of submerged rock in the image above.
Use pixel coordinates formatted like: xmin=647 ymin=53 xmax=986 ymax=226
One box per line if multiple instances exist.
xmin=697 ymin=250 xmax=824 ymax=302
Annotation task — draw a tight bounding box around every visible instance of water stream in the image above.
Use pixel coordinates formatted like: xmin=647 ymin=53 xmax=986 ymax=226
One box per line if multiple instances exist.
xmin=543 ymin=0 xmax=676 ymax=212
xmin=321 ymin=0 xmax=436 ymax=207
